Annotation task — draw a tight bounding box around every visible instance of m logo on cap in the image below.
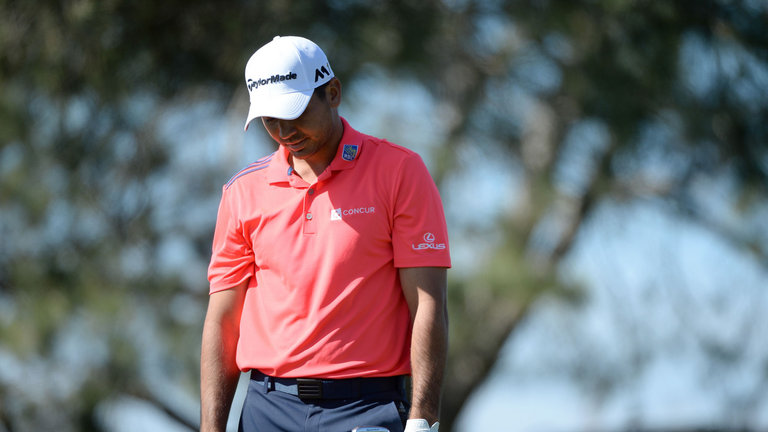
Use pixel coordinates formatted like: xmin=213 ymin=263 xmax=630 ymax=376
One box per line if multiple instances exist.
xmin=315 ymin=65 xmax=331 ymax=83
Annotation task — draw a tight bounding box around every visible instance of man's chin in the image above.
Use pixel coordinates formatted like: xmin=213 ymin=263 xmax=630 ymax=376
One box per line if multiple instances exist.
xmin=283 ymin=143 xmax=309 ymax=156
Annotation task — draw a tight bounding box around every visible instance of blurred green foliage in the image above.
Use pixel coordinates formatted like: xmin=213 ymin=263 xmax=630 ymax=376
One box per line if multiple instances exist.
xmin=1 ymin=0 xmax=766 ymax=431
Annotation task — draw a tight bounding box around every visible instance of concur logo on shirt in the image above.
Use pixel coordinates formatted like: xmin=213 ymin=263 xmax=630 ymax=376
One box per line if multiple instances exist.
xmin=412 ymin=232 xmax=446 ymax=250
xmin=330 ymin=206 xmax=375 ymax=221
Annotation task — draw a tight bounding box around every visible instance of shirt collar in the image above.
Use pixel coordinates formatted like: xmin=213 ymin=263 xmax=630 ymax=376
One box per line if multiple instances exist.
xmin=266 ymin=117 xmax=364 ymax=185
xmin=327 ymin=117 xmax=364 ymax=172
xmin=265 ymin=146 xmax=293 ymax=185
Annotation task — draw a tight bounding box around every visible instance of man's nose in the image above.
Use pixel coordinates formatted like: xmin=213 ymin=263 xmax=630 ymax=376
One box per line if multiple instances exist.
xmin=277 ymin=120 xmax=296 ymax=138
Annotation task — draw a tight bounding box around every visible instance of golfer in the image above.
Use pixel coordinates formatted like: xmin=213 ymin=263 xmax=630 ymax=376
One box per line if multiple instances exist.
xmin=200 ymin=35 xmax=450 ymax=432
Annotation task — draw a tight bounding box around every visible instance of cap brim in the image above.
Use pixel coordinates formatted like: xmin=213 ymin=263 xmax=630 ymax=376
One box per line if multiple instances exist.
xmin=244 ymin=89 xmax=313 ymax=131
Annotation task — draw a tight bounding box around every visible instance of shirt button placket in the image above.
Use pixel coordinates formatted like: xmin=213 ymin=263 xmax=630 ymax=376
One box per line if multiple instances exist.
xmin=303 ymin=187 xmax=317 ymax=235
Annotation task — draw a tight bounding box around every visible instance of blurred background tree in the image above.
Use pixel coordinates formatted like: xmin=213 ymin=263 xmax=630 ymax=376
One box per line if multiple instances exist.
xmin=0 ymin=0 xmax=766 ymax=431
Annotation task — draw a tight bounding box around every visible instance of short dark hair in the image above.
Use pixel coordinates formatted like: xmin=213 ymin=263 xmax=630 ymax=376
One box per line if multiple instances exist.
xmin=313 ymin=81 xmax=331 ymax=101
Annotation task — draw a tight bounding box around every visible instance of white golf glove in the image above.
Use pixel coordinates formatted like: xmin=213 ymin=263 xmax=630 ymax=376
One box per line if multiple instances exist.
xmin=404 ymin=419 xmax=439 ymax=432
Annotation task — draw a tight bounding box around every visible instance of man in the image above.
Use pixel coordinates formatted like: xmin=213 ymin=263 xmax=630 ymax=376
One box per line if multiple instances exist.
xmin=200 ymin=35 xmax=449 ymax=432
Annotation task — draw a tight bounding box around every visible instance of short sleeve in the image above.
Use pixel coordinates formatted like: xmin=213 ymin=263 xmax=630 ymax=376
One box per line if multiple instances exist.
xmin=391 ymin=153 xmax=451 ymax=268
xmin=207 ymin=185 xmax=256 ymax=293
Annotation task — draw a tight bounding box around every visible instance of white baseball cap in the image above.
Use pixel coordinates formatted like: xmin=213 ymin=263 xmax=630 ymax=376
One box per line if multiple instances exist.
xmin=243 ymin=36 xmax=334 ymax=131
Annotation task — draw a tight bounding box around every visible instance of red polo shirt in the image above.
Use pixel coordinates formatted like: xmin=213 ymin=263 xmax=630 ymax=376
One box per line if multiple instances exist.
xmin=208 ymin=118 xmax=451 ymax=378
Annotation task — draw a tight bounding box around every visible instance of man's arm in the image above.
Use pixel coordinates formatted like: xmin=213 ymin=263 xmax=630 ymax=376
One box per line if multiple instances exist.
xmin=200 ymin=281 xmax=248 ymax=432
xmin=399 ymin=266 xmax=448 ymax=425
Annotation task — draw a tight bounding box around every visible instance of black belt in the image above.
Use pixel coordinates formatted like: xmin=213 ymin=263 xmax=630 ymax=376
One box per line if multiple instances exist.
xmin=250 ymin=370 xmax=407 ymax=400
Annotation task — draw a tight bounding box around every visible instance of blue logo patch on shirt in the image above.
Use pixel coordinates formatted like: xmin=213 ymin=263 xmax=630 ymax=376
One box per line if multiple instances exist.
xmin=342 ymin=144 xmax=358 ymax=161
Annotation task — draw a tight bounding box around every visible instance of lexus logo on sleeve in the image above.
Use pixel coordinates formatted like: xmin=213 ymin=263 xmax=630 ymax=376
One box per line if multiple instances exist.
xmin=412 ymin=232 xmax=446 ymax=250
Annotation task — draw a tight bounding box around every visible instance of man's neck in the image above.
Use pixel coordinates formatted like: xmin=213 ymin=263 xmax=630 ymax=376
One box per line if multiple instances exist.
xmin=290 ymin=157 xmax=324 ymax=184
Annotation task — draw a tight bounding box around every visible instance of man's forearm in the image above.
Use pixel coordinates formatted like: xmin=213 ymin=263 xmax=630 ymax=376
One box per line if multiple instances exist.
xmin=200 ymin=317 xmax=241 ymax=432
xmin=408 ymin=299 xmax=448 ymax=424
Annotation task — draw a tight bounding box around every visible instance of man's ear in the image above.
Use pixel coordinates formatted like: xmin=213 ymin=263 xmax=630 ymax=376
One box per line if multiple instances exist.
xmin=327 ymin=77 xmax=342 ymax=108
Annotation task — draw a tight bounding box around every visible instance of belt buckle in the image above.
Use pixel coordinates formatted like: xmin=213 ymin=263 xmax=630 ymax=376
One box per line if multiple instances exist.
xmin=296 ymin=378 xmax=323 ymax=400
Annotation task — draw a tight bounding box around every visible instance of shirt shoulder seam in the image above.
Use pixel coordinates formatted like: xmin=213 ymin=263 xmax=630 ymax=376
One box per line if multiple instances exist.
xmin=224 ymin=152 xmax=275 ymax=190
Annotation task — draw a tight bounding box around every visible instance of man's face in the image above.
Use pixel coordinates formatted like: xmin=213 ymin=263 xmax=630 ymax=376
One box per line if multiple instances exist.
xmin=261 ymin=82 xmax=340 ymax=164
